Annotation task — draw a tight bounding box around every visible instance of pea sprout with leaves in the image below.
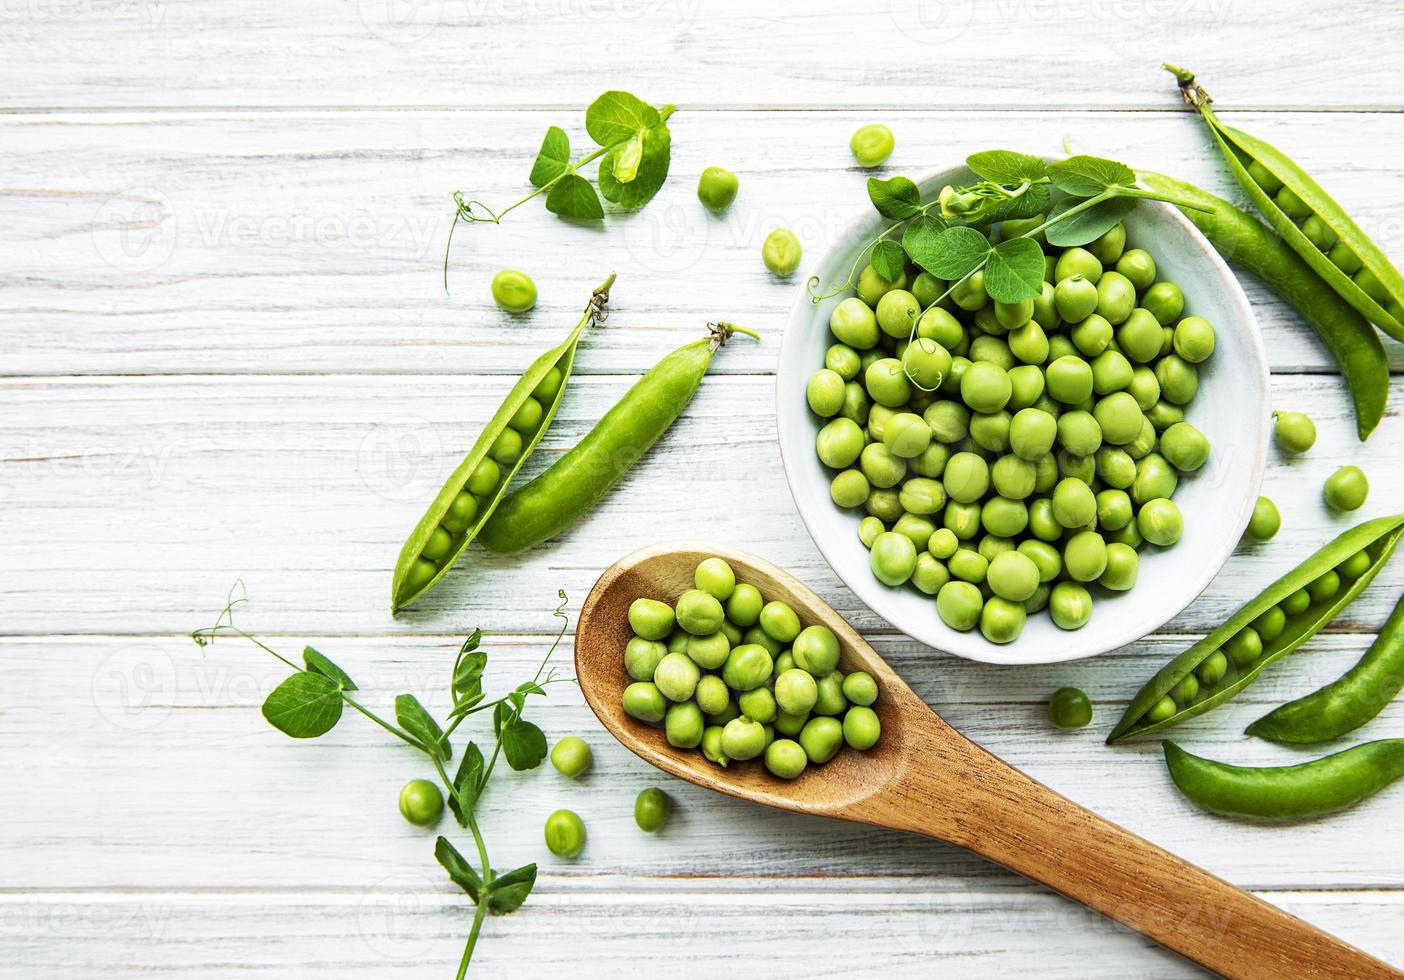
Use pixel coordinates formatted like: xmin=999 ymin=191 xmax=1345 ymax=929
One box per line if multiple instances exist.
xmin=444 ymin=90 xmax=676 ymax=288
xmin=806 ymin=150 xmax=1215 ymax=388
xmin=193 ymin=583 xmax=575 ymax=978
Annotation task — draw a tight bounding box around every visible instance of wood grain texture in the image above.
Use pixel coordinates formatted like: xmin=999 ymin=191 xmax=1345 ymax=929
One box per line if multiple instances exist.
xmin=3 ymin=0 xmax=1404 ymax=110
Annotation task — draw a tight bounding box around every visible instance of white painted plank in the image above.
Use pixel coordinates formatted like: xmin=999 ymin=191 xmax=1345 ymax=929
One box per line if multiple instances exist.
xmin=6 ymin=632 xmax=1404 ymax=890
xmin=2 ymin=887 xmax=1400 ymax=979
xmin=1 ymin=373 xmax=1400 ymax=636
xmin=3 ymin=0 xmax=1404 ymax=110
xmin=5 ymin=109 xmax=1404 ymax=376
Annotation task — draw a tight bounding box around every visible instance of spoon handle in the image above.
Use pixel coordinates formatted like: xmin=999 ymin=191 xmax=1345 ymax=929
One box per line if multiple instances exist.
xmin=885 ymin=731 xmax=1398 ymax=979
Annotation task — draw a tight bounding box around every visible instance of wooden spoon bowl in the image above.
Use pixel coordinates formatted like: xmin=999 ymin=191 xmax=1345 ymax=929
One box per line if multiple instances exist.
xmin=577 ymin=542 xmax=1400 ymax=980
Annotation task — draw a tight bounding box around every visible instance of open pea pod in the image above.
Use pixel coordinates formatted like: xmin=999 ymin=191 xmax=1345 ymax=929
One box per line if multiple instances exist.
xmin=390 ymin=274 xmax=615 ymax=612
xmin=1167 ymin=66 xmax=1404 ymax=342
xmin=1107 ymin=513 xmax=1404 ymax=742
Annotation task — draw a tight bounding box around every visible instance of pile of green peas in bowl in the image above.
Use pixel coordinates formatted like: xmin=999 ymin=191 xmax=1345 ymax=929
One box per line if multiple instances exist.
xmin=805 ymin=220 xmax=1221 ymax=646
xmin=620 ymin=557 xmax=882 ymax=780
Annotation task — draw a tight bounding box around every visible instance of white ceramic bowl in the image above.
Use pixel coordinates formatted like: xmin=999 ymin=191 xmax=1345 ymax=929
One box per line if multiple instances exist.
xmin=777 ymin=163 xmax=1269 ymax=664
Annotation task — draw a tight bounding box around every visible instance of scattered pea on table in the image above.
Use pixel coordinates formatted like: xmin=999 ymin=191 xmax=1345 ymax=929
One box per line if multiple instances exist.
xmin=849 ymin=123 xmax=895 ymax=167
xmin=1324 ymin=466 xmax=1369 ymax=511
xmin=550 ymin=736 xmax=593 ymax=778
xmin=1048 ymin=687 xmax=1093 ymax=729
xmin=490 ymin=269 xmax=538 ymax=313
xmin=634 ymin=787 xmax=673 ymax=832
xmin=696 ymin=166 xmax=739 ymax=212
xmin=762 ymin=228 xmax=803 ymax=276
xmin=544 ymin=809 xmax=586 ymax=858
xmin=398 ymin=779 xmax=444 ymax=827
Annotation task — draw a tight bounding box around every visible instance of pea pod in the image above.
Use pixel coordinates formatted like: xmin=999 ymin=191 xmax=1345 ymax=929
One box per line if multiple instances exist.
xmin=1108 ymin=514 xmax=1404 ymax=742
xmin=1137 ymin=171 xmax=1388 ymax=441
xmin=1167 ymin=65 xmax=1404 ymax=341
xmin=1164 ymin=739 xmax=1404 ymax=821
xmin=391 ymin=275 xmax=615 ymax=611
xmin=1246 ymin=592 xmax=1404 ymax=745
xmin=479 ymin=322 xmax=759 ymax=554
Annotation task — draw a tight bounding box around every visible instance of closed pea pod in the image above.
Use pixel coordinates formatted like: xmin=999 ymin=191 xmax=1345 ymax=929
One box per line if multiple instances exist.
xmin=392 ymin=275 xmax=614 ymax=611
xmin=1247 ymin=593 xmax=1404 ymax=744
xmin=1138 ymin=171 xmax=1387 ymax=441
xmin=1164 ymin=740 xmax=1404 ymax=821
xmin=1167 ymin=66 xmax=1404 ymax=341
xmin=480 ymin=322 xmax=758 ymax=554
xmin=1108 ymin=514 xmax=1404 ymax=741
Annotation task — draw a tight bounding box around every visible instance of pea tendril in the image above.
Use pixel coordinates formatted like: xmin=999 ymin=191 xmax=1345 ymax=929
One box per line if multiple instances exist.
xmin=193 ymin=584 xmax=575 ymax=976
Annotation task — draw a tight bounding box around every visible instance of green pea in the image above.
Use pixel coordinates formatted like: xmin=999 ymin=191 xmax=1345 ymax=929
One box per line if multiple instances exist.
xmin=1339 ymin=549 xmax=1372 ymax=579
xmin=919 ymin=529 xmax=956 ymax=563
xmin=1049 ymin=478 xmax=1094 ymax=529
xmin=1154 ymin=354 xmax=1199 ymax=405
xmin=1063 ymin=530 xmax=1108 ymax=583
xmin=1069 ymin=313 xmax=1113 ymax=358
xmin=857 ymin=516 xmax=885 ymax=549
xmin=398 ymin=778 xmax=444 ymax=827
xmin=835 ymin=672 xmax=876 ymax=709
xmin=861 ymin=357 xmax=909 ymax=408
xmin=508 ymin=396 xmax=544 ymax=435
xmin=1045 ymin=355 xmax=1094 ymax=404
xmin=1142 ymin=281 xmax=1185 ymax=326
xmin=949 ymin=270 xmax=989 ymax=311
xmin=737 ymin=686 xmax=778 ymax=725
xmin=721 ymin=644 xmax=773 ymax=693
xmin=1146 ymin=696 xmax=1176 ymax=723
xmin=1225 ymin=627 xmax=1263 ymax=667
xmin=1328 ymin=242 xmax=1362 ymax=275
xmin=830 ymin=470 xmax=871 ymax=509
xmin=824 ymin=344 xmax=861 ymax=381
xmin=937 ymin=580 xmax=984 ymax=631
xmin=1173 ymin=673 xmax=1200 ymax=706
xmin=1089 ymin=490 xmax=1128 ymax=533
xmin=625 ymin=636 xmax=668 ymax=682
xmin=1282 ymin=589 xmax=1311 ymax=617
xmin=634 ymin=787 xmax=672 ymax=832
xmin=979 ymin=596 xmax=1027 ymax=644
xmin=663 ymin=701 xmax=705 ymax=748
xmin=772 ymin=668 xmax=819 ymax=717
xmin=1145 ymin=399 xmax=1184 ymax=432
xmin=544 ymin=809 xmax=586 ymax=858
xmin=693 ymin=676 xmax=730 ymax=718
xmin=700 ymin=725 xmax=729 ymax=767
xmin=628 ymin=598 xmax=675 ymax=640
xmin=1171 ymin=316 xmax=1216 ymax=363
xmin=798 ymin=716 xmax=844 ymax=764
xmin=991 ymin=298 xmax=1031 ymax=331
xmin=856 ymin=264 xmax=906 ymax=307
xmin=1195 ymin=650 xmax=1230 ymax=687
xmin=1090 ymin=349 xmax=1133 ymax=397
xmin=1048 ymin=687 xmax=1093 ymax=729
xmin=1275 ymin=185 xmax=1313 ymax=222
xmin=829 ymin=297 xmax=880 ymax=350
xmin=1094 ymin=270 xmax=1136 ymax=325
xmin=937 ymin=451 xmax=986 ymax=504
xmin=1246 ymin=496 xmax=1281 ymax=541
xmin=1307 ymin=569 xmax=1342 ymax=604
xmin=687 ymin=631 xmax=733 ymax=670
xmin=1137 ymin=498 xmax=1183 ymax=547
xmin=812 ymin=671 xmax=848 ymax=716
xmin=720 ymin=716 xmax=766 ymax=761
xmin=943 ymin=500 xmax=983 ymax=540
xmin=490 ymin=269 xmax=537 ymax=313
xmin=676 ymin=589 xmax=724 ymax=636
xmin=986 ymin=550 xmax=1040 ymax=602
xmin=1323 ymin=465 xmax=1369 ymax=511
xmin=840 ymin=381 xmax=871 ymax=426
xmin=1045 ymin=581 xmax=1091 ymax=630
xmin=958 ymin=360 xmax=1012 ymax=414
xmin=1116 ymin=308 xmax=1163 ymax=364
xmin=1159 ymin=422 xmax=1210 ymax=472
xmin=755 ymin=600 xmax=800 ymax=644
xmin=1052 ymin=273 xmax=1097 ymax=323
xmin=1132 ymin=453 xmax=1178 ymax=506
xmin=849 ymin=123 xmax=895 ymax=167
xmin=874 ymin=288 xmax=919 ymax=339
xmin=1003 ymin=408 xmax=1054 ymax=462
xmin=723 ymin=583 xmax=762 ymax=628
xmin=439 ymin=493 xmax=480 ymax=536
xmin=947 ymin=545 xmax=989 ymax=585
xmin=902 ymin=338 xmax=952 ymax=390
xmin=696 ymin=166 xmax=739 ymax=212
xmin=1087 ymin=222 xmax=1126 ymax=264
xmin=1106 ymin=520 xmax=1143 ymax=549
xmin=869 ymin=531 xmax=918 ymax=587
xmin=622 ymin=682 xmax=667 ymax=723
xmin=1251 ymin=605 xmax=1287 ymax=644
xmin=1054 ymin=247 xmax=1102 ymax=284
xmin=1024 ymin=497 xmax=1058 ymax=542
xmin=1093 ymin=392 xmax=1144 ymax=446
xmin=1125 ymin=416 xmax=1157 ymax=460
xmin=1059 ymin=451 xmax=1096 ymax=485
xmin=654 ymin=651 xmax=701 ymax=702
xmin=1091 ymin=447 xmax=1133 ymax=490
xmin=815 ymin=417 xmax=864 ymax=469
xmin=1099 ymin=542 xmax=1140 ymax=591
xmin=667 ymin=628 xmax=690 ymax=653
xmin=1113 ymin=248 xmax=1155 ymax=290
xmin=760 ymin=738 xmax=806 ymax=779
xmin=1007 ymin=322 xmax=1049 ymax=365
xmin=841 ymin=705 xmax=882 ymax=750
xmin=1272 ymin=410 xmax=1316 ymax=455
xmin=531 ymin=365 xmax=563 ymax=403
xmin=806 ymin=369 xmax=846 ymax=417
xmin=762 ymin=228 xmax=802 ymax=276
xmin=549 ymin=736 xmax=593 ymax=778
xmin=488 ymin=426 xmax=522 ymax=465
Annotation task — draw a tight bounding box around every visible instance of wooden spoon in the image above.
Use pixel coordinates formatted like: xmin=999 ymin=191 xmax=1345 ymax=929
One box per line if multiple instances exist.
xmin=576 ymin=542 xmax=1400 ymax=980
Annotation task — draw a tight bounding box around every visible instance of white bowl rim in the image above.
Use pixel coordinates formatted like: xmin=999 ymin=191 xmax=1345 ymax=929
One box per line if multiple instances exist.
xmin=776 ymin=161 xmax=1269 ymax=665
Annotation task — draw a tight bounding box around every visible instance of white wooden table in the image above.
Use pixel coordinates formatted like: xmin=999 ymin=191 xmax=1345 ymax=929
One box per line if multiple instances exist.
xmin=4 ymin=2 xmax=1404 ymax=975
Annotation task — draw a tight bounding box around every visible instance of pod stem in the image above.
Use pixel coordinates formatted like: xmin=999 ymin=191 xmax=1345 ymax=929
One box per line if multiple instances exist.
xmin=589 ymin=273 xmax=617 ymax=322
xmin=1163 ymin=63 xmax=1212 ymax=110
xmin=708 ymin=321 xmax=761 ymax=350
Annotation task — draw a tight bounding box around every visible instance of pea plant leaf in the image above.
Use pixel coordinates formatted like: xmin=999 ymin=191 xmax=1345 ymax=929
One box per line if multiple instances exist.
xmin=486 ymin=863 xmax=537 ymax=915
xmin=1048 ymin=155 xmax=1137 ymax=197
xmin=448 ymin=741 xmax=485 ymax=826
xmin=495 ymin=704 xmax=548 ymax=771
xmin=598 ymin=124 xmax=671 ymax=209
xmin=435 ymin=837 xmax=482 ymax=903
xmin=925 ymin=225 xmax=992 ymax=281
xmin=869 ymin=239 xmax=907 ymax=283
xmin=900 ymin=214 xmax=948 ymax=276
xmin=983 ymin=236 xmax=1047 ymax=303
xmin=261 ymin=672 xmax=343 ymax=739
xmin=545 ymin=173 xmax=604 ymax=220
xmin=966 ymin=149 xmax=1047 ymax=186
xmin=585 ymin=91 xmax=661 ymax=147
xmin=1044 ymin=195 xmax=1136 ymax=247
xmin=867 ymin=176 xmax=922 ymax=220
xmin=396 ymin=693 xmax=451 ymax=761
xmin=978 ymin=182 xmax=1052 ymax=223
xmin=302 ymin=646 xmax=355 ymax=691
xmin=528 ymin=126 xmax=571 ymax=188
